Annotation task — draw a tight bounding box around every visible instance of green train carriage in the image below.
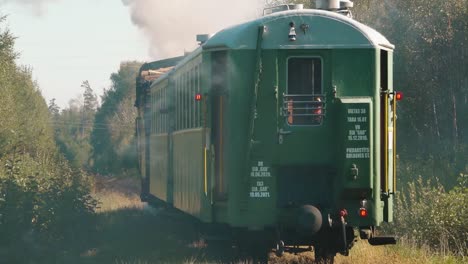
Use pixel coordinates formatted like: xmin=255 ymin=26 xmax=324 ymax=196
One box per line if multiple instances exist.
xmin=135 ymin=2 xmax=401 ymax=261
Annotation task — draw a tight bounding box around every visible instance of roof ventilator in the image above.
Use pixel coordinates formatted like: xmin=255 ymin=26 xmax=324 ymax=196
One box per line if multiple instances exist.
xmin=316 ymin=0 xmax=353 ymax=17
xmin=263 ymin=4 xmax=303 ymax=16
xmin=196 ymin=34 xmax=211 ymax=45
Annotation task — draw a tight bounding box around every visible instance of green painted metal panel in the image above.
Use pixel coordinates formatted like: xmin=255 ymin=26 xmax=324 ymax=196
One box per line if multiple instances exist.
xmin=337 ymin=99 xmax=373 ymax=190
xmin=212 ymin=50 xmax=258 ymax=226
xmin=331 ymin=49 xmax=375 ymax=97
xmin=136 ymin=118 xmax=144 ymax=174
xmin=172 ymin=127 xmax=205 ymax=217
xmin=150 ymin=134 xmax=168 ymax=201
xmin=337 ymin=98 xmax=378 ymax=226
xmin=218 ymin=46 xmax=389 ymax=228
xmin=204 ymin=10 xmax=393 ymax=50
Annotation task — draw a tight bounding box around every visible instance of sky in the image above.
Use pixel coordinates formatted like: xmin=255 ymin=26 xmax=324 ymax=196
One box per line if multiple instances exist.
xmin=1 ymin=0 xmax=150 ymax=108
xmin=0 ymin=0 xmax=263 ymax=109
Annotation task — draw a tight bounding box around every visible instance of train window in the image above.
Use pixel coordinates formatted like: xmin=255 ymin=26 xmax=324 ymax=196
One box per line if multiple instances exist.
xmin=156 ymin=89 xmax=160 ymax=133
xmin=192 ymin=68 xmax=196 ymax=128
xmin=175 ymin=78 xmax=178 ymax=130
xmin=153 ymin=92 xmax=156 ymax=133
xmin=196 ymin=65 xmax=201 ymax=127
xmin=190 ymin=69 xmax=194 ymax=128
xmin=187 ymin=70 xmax=191 ymax=129
xmin=180 ymin=74 xmax=183 ymax=130
xmin=158 ymin=89 xmax=160 ymax=133
xmin=178 ymin=76 xmax=182 ymax=130
xmin=179 ymin=76 xmax=183 ymax=130
xmin=157 ymin=89 xmax=160 ymax=133
xmin=159 ymin=89 xmax=162 ymax=133
xmin=162 ymin=88 xmax=166 ymax=132
xmin=162 ymin=89 xmax=165 ymax=132
xmin=182 ymin=73 xmax=185 ymax=129
xmin=151 ymin=92 xmax=154 ymax=133
xmin=184 ymin=72 xmax=190 ymax=129
xmin=165 ymin=87 xmax=168 ymax=132
xmin=185 ymin=72 xmax=188 ymax=129
xmin=156 ymin=90 xmax=160 ymax=132
xmin=286 ymin=57 xmax=324 ymax=125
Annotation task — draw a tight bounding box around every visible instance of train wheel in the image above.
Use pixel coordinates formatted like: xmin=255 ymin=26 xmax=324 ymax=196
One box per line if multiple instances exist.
xmin=275 ymin=240 xmax=285 ymax=257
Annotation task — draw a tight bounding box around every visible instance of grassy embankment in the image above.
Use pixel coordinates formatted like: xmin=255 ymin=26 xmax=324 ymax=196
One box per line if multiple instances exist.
xmin=61 ymin=176 xmax=465 ymax=264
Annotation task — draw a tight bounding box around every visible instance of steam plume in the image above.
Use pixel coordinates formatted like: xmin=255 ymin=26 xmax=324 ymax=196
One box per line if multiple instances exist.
xmin=122 ymin=0 xmax=264 ymax=59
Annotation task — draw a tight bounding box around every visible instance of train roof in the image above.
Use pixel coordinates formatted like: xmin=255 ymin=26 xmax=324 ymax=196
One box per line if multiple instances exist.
xmin=203 ymin=9 xmax=394 ymax=50
xmin=140 ymin=56 xmax=185 ymax=72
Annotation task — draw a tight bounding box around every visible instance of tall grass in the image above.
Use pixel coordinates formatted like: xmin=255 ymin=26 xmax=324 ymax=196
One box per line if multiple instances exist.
xmin=385 ymin=174 xmax=468 ymax=257
xmin=3 ymin=174 xmax=465 ymax=263
xmin=88 ymin=177 xmax=466 ymax=264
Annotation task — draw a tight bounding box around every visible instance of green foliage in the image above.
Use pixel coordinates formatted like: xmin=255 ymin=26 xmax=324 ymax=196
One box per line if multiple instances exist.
xmin=82 ymin=80 xmax=98 ymax=114
xmin=0 ymin=16 xmax=16 ymax=68
xmin=0 ymin=17 xmax=98 ymax=262
xmin=0 ymin=19 xmax=55 ymax=160
xmin=0 ymin=154 xmax=97 ymax=262
xmin=90 ymin=62 xmax=141 ymax=175
xmin=387 ymin=174 xmax=468 ymax=256
xmin=354 ymin=0 xmax=468 ymax=187
xmin=48 ymin=98 xmax=60 ymax=118
xmin=50 ymin=82 xmax=98 ymax=169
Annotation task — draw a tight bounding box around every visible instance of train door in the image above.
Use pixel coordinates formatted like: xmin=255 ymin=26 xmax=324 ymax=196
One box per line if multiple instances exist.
xmin=211 ymin=51 xmax=228 ymax=201
xmin=380 ymin=49 xmax=396 ymax=222
xmin=276 ymin=50 xmax=331 ymax=163
xmin=136 ymin=116 xmax=149 ymax=198
xmin=275 ymin=50 xmax=334 ymax=208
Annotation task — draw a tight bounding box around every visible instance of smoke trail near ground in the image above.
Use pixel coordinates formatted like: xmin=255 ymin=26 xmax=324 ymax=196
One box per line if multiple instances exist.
xmin=122 ymin=0 xmax=265 ymax=59
xmin=0 ymin=0 xmax=59 ymax=15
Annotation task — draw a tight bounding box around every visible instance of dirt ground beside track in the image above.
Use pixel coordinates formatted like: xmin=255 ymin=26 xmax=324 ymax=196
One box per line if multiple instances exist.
xmin=88 ymin=176 xmax=443 ymax=264
xmin=93 ymin=174 xmax=141 ymax=197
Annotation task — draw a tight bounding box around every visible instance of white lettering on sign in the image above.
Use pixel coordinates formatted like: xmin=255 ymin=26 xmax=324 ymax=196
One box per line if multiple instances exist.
xmin=348 ymin=124 xmax=368 ymax=141
xmin=249 ymin=180 xmax=270 ymax=198
xmin=348 ymin=108 xmax=366 ymax=114
xmin=250 ymin=161 xmax=271 ymax=177
xmin=345 ymin=106 xmax=370 ymax=159
xmin=346 ymin=147 xmax=370 ymax=159
xmin=347 ymin=117 xmax=368 ymax=122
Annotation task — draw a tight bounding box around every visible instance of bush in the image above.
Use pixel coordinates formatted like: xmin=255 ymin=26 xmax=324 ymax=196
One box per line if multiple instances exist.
xmin=388 ymin=174 xmax=468 ymax=256
xmin=0 ymin=153 xmax=98 ymax=261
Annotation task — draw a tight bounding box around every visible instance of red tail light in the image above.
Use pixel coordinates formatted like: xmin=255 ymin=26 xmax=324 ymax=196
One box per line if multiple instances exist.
xmin=195 ymin=93 xmax=202 ymax=101
xmin=395 ymin=91 xmax=403 ymax=101
xmin=359 ymin=208 xmax=368 ymax=218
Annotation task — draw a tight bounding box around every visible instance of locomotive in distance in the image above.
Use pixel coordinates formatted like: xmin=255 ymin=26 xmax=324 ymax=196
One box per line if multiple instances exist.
xmin=135 ymin=0 xmax=402 ymax=262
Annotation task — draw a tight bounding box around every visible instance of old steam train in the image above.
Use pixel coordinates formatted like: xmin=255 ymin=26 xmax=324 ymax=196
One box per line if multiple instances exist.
xmin=135 ymin=1 xmax=401 ymax=261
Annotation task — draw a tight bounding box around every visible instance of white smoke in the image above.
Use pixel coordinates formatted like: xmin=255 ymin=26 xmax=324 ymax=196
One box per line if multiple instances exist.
xmin=0 ymin=0 xmax=60 ymax=15
xmin=122 ymin=0 xmax=265 ymax=59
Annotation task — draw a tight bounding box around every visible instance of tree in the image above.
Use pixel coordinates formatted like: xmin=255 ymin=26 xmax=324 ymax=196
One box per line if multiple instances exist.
xmin=80 ymin=80 xmax=98 ymax=140
xmin=352 ymin=0 xmax=468 ymax=186
xmin=0 ymin=18 xmax=96 ymax=262
xmin=90 ymin=62 xmax=141 ymax=175
xmin=51 ymin=82 xmax=99 ymax=169
xmin=82 ymin=80 xmax=98 ymax=114
xmin=48 ymin=98 xmax=60 ymax=118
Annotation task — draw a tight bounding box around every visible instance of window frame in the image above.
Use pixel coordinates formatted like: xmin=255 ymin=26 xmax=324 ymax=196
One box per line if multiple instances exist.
xmin=285 ymin=56 xmax=325 ymax=127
